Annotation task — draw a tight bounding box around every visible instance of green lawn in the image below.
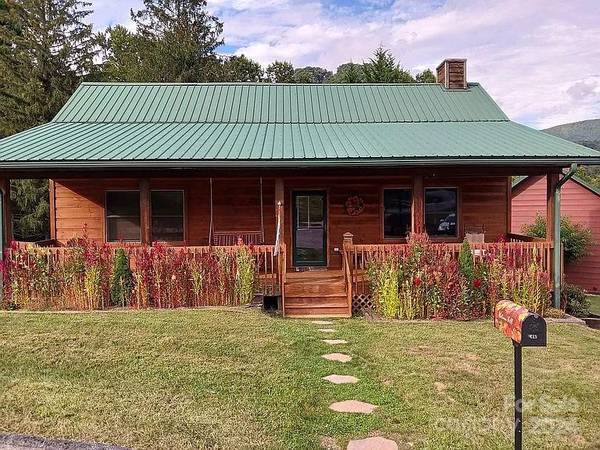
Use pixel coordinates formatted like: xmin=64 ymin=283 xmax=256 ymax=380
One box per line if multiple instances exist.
xmin=588 ymin=295 xmax=600 ymax=315
xmin=0 ymin=309 xmax=598 ymax=450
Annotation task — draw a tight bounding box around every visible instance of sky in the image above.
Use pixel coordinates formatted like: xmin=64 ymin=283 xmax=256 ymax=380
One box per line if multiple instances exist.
xmin=89 ymin=0 xmax=600 ymax=129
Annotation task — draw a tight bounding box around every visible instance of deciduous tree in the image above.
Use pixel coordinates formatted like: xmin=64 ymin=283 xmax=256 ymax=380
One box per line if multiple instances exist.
xmin=416 ymin=68 xmax=436 ymax=83
xmin=265 ymin=61 xmax=295 ymax=83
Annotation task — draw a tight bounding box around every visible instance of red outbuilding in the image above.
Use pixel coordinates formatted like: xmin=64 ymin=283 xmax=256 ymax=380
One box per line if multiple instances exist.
xmin=512 ymin=176 xmax=600 ymax=293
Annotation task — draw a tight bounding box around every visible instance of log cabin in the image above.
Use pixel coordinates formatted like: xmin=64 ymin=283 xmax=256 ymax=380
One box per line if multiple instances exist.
xmin=0 ymin=59 xmax=598 ymax=316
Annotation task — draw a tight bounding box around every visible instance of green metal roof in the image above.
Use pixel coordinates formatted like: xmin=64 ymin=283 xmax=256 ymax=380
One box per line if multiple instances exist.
xmin=53 ymin=82 xmax=507 ymax=123
xmin=0 ymin=82 xmax=598 ymax=168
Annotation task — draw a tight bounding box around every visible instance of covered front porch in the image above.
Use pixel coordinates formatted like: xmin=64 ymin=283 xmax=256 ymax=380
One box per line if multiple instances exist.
xmin=0 ymin=166 xmax=565 ymax=317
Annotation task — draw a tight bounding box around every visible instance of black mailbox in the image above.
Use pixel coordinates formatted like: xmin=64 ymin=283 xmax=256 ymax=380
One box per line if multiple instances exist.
xmin=493 ymin=300 xmax=548 ymax=450
xmin=494 ymin=300 xmax=547 ymax=347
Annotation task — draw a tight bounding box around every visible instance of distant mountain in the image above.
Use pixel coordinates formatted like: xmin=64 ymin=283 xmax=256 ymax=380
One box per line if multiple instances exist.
xmin=543 ymin=118 xmax=600 ymax=150
xmin=543 ymin=119 xmax=600 ymax=189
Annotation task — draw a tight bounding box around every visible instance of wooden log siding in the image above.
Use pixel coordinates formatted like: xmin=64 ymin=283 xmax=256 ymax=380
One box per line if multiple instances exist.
xmin=53 ymin=173 xmax=510 ymax=269
xmin=53 ymin=178 xmax=277 ymax=246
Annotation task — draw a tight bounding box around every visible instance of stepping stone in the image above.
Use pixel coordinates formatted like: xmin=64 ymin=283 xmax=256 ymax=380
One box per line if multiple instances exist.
xmin=323 ymin=339 xmax=347 ymax=345
xmin=318 ymin=328 xmax=336 ymax=333
xmin=347 ymin=437 xmax=398 ymax=450
xmin=312 ymin=320 xmax=333 ymax=325
xmin=329 ymin=400 xmax=378 ymax=414
xmin=323 ymin=374 xmax=359 ymax=384
xmin=322 ymin=353 xmax=352 ymax=363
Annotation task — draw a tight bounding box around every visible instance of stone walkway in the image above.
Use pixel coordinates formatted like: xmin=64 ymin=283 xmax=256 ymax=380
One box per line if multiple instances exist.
xmin=314 ymin=320 xmax=398 ymax=449
xmin=322 ymin=374 xmax=359 ymax=384
xmin=322 ymin=353 xmax=352 ymax=363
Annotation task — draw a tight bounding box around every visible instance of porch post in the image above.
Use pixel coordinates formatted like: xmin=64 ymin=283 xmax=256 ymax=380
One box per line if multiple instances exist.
xmin=49 ymin=180 xmax=57 ymax=240
xmin=412 ymin=175 xmax=424 ymax=234
xmin=0 ymin=178 xmax=11 ymax=250
xmin=275 ymin=178 xmax=285 ymax=246
xmin=546 ymin=173 xmax=559 ymax=308
xmin=548 ymin=166 xmax=577 ymax=308
xmin=140 ymin=179 xmax=151 ymax=244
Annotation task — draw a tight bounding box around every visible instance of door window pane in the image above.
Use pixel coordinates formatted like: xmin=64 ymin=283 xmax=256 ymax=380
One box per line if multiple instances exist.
xmin=425 ymin=188 xmax=457 ymax=237
xmin=383 ymin=189 xmax=412 ymax=238
xmin=106 ymin=191 xmax=140 ymax=242
xmin=151 ymin=191 xmax=184 ymax=242
xmin=294 ymin=193 xmax=326 ymax=265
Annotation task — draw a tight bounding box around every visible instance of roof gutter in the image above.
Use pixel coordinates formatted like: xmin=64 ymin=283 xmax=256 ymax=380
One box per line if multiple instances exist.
xmin=0 ymin=157 xmax=598 ymax=170
xmin=552 ymin=163 xmax=578 ymax=308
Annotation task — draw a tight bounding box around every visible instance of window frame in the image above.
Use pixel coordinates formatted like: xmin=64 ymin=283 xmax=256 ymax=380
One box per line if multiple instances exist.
xmin=424 ymin=186 xmax=460 ymax=240
xmin=150 ymin=189 xmax=186 ymax=244
xmin=105 ymin=189 xmax=142 ymax=243
xmin=380 ymin=186 xmax=413 ymax=242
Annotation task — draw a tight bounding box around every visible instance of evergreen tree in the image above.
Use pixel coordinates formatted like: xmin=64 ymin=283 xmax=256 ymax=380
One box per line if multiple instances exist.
xmin=99 ymin=0 xmax=223 ymax=82
xmin=96 ymin=25 xmax=155 ymax=82
xmin=265 ymin=61 xmax=295 ymax=83
xmin=110 ymin=248 xmax=133 ymax=307
xmin=9 ymin=179 xmax=49 ymax=241
xmin=362 ymin=47 xmax=414 ymax=83
xmin=0 ymin=0 xmax=96 ymax=135
xmin=1 ymin=0 xmax=97 ymax=241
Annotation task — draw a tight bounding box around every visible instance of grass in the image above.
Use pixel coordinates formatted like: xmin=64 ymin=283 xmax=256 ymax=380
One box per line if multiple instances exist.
xmin=587 ymin=295 xmax=600 ymax=315
xmin=0 ymin=309 xmax=598 ymax=449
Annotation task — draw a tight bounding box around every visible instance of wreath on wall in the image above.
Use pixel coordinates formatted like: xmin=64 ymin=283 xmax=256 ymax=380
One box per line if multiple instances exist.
xmin=345 ymin=194 xmax=365 ymax=216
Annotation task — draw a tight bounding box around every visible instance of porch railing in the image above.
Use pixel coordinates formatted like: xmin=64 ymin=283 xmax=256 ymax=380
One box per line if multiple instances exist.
xmin=341 ymin=236 xmax=554 ymax=297
xmin=4 ymin=242 xmax=286 ymax=307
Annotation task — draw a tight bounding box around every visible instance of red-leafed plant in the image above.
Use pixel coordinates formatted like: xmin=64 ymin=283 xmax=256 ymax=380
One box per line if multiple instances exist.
xmin=366 ymin=233 xmax=551 ymax=320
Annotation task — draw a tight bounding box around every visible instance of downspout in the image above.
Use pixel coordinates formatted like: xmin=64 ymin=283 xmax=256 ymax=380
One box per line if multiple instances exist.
xmin=553 ymin=163 xmax=577 ymax=308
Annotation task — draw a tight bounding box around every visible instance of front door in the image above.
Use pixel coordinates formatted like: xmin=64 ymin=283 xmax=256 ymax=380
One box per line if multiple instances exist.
xmin=292 ymin=191 xmax=327 ymax=267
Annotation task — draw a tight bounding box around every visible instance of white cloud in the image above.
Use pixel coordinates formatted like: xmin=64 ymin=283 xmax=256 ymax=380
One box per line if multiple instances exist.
xmin=89 ymin=0 xmax=600 ymax=128
xmin=217 ymin=0 xmax=600 ymax=128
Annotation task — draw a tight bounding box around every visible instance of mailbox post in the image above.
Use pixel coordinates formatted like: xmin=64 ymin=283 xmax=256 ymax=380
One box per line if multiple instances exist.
xmin=494 ymin=300 xmax=547 ymax=450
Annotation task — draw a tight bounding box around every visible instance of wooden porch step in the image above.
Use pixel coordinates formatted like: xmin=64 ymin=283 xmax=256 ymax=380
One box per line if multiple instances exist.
xmin=285 ymin=282 xmax=345 ymax=297
xmin=284 ymin=309 xmax=350 ymax=318
xmin=285 ymin=296 xmax=348 ymax=307
xmin=283 ymin=269 xmax=350 ymax=317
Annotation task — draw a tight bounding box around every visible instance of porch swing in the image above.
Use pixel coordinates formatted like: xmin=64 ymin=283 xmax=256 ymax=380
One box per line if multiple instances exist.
xmin=209 ymin=177 xmax=265 ymax=246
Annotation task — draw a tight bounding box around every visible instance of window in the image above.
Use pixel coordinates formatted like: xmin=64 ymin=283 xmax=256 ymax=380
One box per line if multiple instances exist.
xmin=425 ymin=188 xmax=458 ymax=237
xmin=383 ymin=189 xmax=412 ymax=239
xmin=106 ymin=191 xmax=140 ymax=242
xmin=151 ymin=190 xmax=184 ymax=242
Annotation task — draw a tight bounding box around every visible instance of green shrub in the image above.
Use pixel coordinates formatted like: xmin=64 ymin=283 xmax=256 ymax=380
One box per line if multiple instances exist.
xmin=562 ymin=283 xmax=590 ymax=317
xmin=367 ymin=257 xmax=400 ymax=318
xmin=458 ymin=240 xmax=474 ymax=281
xmin=110 ymin=248 xmax=133 ymax=307
xmin=523 ymin=214 xmax=594 ymax=263
xmin=235 ymin=246 xmax=255 ymax=304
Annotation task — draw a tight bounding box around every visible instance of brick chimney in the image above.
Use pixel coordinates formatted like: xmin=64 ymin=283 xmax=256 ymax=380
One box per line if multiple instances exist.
xmin=436 ymin=59 xmax=467 ymax=89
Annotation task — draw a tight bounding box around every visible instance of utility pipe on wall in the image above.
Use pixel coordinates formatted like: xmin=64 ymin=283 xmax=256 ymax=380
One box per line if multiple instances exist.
xmin=553 ymin=163 xmax=577 ymax=308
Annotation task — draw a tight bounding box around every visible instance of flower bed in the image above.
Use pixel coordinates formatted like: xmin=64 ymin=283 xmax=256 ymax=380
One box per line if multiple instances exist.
xmin=366 ymin=234 xmax=551 ymax=320
xmin=1 ymin=236 xmax=263 ymax=310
